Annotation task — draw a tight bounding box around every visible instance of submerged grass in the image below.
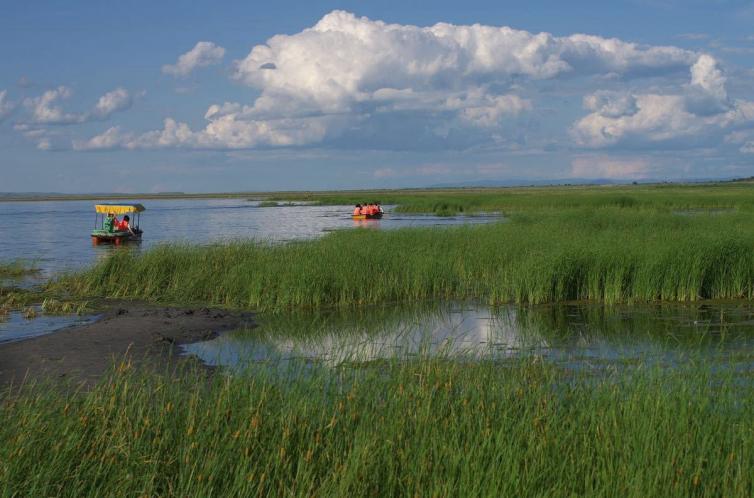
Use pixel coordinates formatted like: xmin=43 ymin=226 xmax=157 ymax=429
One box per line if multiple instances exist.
xmin=0 ymin=260 xmax=39 ymax=279
xmin=1 ymin=358 xmax=752 ymax=497
xmin=61 ymin=207 xmax=754 ymax=310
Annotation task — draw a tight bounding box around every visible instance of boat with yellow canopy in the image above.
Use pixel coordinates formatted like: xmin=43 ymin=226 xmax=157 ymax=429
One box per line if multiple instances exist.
xmin=91 ymin=203 xmax=145 ymax=245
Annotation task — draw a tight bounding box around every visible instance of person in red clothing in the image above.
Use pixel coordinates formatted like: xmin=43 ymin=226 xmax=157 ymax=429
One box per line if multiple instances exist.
xmin=353 ymin=204 xmax=362 ymax=216
xmin=115 ymin=215 xmax=135 ymax=234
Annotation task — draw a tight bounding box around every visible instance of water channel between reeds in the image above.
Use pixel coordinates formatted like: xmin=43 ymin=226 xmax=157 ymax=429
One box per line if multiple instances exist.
xmin=183 ymin=301 xmax=754 ymax=374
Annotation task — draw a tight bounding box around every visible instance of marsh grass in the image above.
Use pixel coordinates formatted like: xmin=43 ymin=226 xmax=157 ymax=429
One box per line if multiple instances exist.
xmin=40 ymin=298 xmax=90 ymax=315
xmin=0 ymin=287 xmax=40 ymax=309
xmin=0 ymin=285 xmax=91 ymax=323
xmin=270 ymin=183 xmax=754 ymax=215
xmin=0 ymin=260 xmax=39 ymax=279
xmin=61 ymin=207 xmax=754 ymax=310
xmin=1 ymin=358 xmax=752 ymax=497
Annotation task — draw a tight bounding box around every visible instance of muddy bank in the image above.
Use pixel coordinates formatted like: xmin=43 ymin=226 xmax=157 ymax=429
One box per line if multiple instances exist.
xmin=0 ymin=305 xmax=254 ymax=388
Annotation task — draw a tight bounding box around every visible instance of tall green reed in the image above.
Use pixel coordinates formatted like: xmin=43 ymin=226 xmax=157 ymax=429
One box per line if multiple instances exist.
xmin=1 ymin=358 xmax=752 ymax=497
xmin=60 ymin=208 xmax=754 ymax=310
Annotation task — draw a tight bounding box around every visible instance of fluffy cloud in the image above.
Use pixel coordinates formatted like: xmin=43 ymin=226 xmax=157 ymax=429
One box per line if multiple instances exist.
xmin=78 ymin=11 xmax=750 ymax=154
xmin=0 ymin=90 xmax=16 ymax=121
xmin=73 ymin=126 xmax=127 ymax=151
xmin=22 ymin=86 xmax=133 ymax=125
xmin=14 ymin=123 xmax=65 ymax=151
xmin=76 ymin=115 xmax=341 ymax=150
xmin=24 ymin=86 xmax=84 ymax=124
xmin=571 ymin=54 xmax=754 ymax=147
xmin=162 ymin=42 xmax=226 ymax=77
xmin=92 ymin=88 xmax=132 ymax=119
xmin=725 ymin=130 xmax=754 ymax=154
xmin=234 ymin=10 xmax=696 ymax=103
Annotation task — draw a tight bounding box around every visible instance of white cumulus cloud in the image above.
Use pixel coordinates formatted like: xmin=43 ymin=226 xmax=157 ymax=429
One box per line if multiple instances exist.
xmin=234 ymin=10 xmax=696 ymax=107
xmin=24 ymin=86 xmax=84 ymax=124
xmin=92 ymin=88 xmax=133 ymax=119
xmin=0 ymin=90 xmax=16 ymax=121
xmin=162 ymin=42 xmax=226 ymax=77
xmin=571 ymin=54 xmax=754 ymax=147
xmin=22 ymin=86 xmax=133 ymax=125
xmin=77 ymin=11 xmax=750 ymax=154
xmin=73 ymin=126 xmax=130 ymax=151
xmin=726 ymin=130 xmax=754 ymax=154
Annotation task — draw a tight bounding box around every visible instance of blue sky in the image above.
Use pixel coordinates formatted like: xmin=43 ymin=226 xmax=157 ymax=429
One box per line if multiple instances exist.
xmin=1 ymin=0 xmax=754 ymax=192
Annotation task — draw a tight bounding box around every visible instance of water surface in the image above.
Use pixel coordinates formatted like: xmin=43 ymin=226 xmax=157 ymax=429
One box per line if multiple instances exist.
xmin=183 ymin=302 xmax=754 ymax=371
xmin=0 ymin=308 xmax=98 ymax=343
xmin=0 ymin=199 xmax=500 ymax=277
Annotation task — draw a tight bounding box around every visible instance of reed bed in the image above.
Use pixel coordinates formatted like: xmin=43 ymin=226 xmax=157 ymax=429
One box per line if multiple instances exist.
xmin=62 ymin=208 xmax=754 ymax=310
xmin=1 ymin=358 xmax=751 ymax=497
xmin=270 ymin=182 xmax=754 ymax=215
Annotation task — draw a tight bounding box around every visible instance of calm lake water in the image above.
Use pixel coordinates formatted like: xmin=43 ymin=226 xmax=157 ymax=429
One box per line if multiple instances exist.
xmin=183 ymin=301 xmax=754 ymax=371
xmin=0 ymin=198 xmax=500 ymax=277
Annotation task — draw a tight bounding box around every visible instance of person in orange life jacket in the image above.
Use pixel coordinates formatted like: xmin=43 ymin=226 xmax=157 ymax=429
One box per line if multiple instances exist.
xmin=353 ymin=204 xmax=362 ymax=216
xmin=116 ymin=215 xmax=135 ymax=235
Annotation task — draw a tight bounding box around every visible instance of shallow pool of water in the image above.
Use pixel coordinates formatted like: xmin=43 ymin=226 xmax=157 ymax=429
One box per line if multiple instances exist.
xmin=182 ymin=302 xmax=754 ymax=371
xmin=0 ymin=199 xmax=501 ymax=277
xmin=0 ymin=307 xmax=99 ymax=343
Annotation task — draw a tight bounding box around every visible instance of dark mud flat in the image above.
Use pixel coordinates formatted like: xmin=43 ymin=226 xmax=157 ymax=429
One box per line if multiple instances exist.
xmin=0 ymin=305 xmax=254 ymax=388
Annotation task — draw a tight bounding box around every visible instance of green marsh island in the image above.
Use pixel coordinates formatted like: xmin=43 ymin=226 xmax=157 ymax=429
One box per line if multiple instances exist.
xmin=3 ymin=183 xmax=754 ymax=496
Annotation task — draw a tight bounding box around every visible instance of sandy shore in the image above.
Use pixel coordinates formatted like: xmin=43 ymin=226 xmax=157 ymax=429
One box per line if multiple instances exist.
xmin=0 ymin=305 xmax=254 ymax=388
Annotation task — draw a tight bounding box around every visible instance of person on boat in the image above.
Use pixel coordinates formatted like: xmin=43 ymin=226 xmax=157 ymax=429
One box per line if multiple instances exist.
xmin=353 ymin=204 xmax=362 ymax=216
xmin=116 ymin=215 xmax=135 ymax=235
xmin=103 ymin=213 xmax=116 ymax=233
xmin=377 ymin=202 xmax=384 ymax=214
xmin=368 ymin=203 xmax=378 ymax=215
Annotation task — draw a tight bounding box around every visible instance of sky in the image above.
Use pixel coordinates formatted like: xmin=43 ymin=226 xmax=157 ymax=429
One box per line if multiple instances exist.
xmin=1 ymin=0 xmax=754 ymax=193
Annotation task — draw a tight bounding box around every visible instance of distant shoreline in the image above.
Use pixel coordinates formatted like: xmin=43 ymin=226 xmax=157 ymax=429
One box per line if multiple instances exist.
xmin=2 ymin=178 xmax=752 ymax=203
xmin=0 ymin=192 xmax=265 ymax=203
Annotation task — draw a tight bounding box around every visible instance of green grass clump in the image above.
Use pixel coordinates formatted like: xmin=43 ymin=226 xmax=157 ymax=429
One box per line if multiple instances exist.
xmin=40 ymin=298 xmax=90 ymax=315
xmin=1 ymin=359 xmax=752 ymax=497
xmin=1 ymin=287 xmax=39 ymax=309
xmin=0 ymin=260 xmax=39 ymax=279
xmin=258 ymin=200 xmax=280 ymax=207
xmin=60 ymin=208 xmax=754 ymax=310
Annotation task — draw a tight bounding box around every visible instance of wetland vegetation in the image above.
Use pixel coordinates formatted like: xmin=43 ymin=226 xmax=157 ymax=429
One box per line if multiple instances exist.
xmin=62 ymin=202 xmax=754 ymax=310
xmin=268 ymin=181 xmax=754 ymax=216
xmin=2 ymin=358 xmax=752 ymax=497
xmin=6 ymin=182 xmax=754 ymax=496
xmin=0 ymin=260 xmax=38 ymax=279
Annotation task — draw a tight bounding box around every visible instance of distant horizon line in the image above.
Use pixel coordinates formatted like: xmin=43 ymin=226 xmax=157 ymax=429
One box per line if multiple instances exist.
xmin=1 ymin=176 xmax=752 ymax=202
